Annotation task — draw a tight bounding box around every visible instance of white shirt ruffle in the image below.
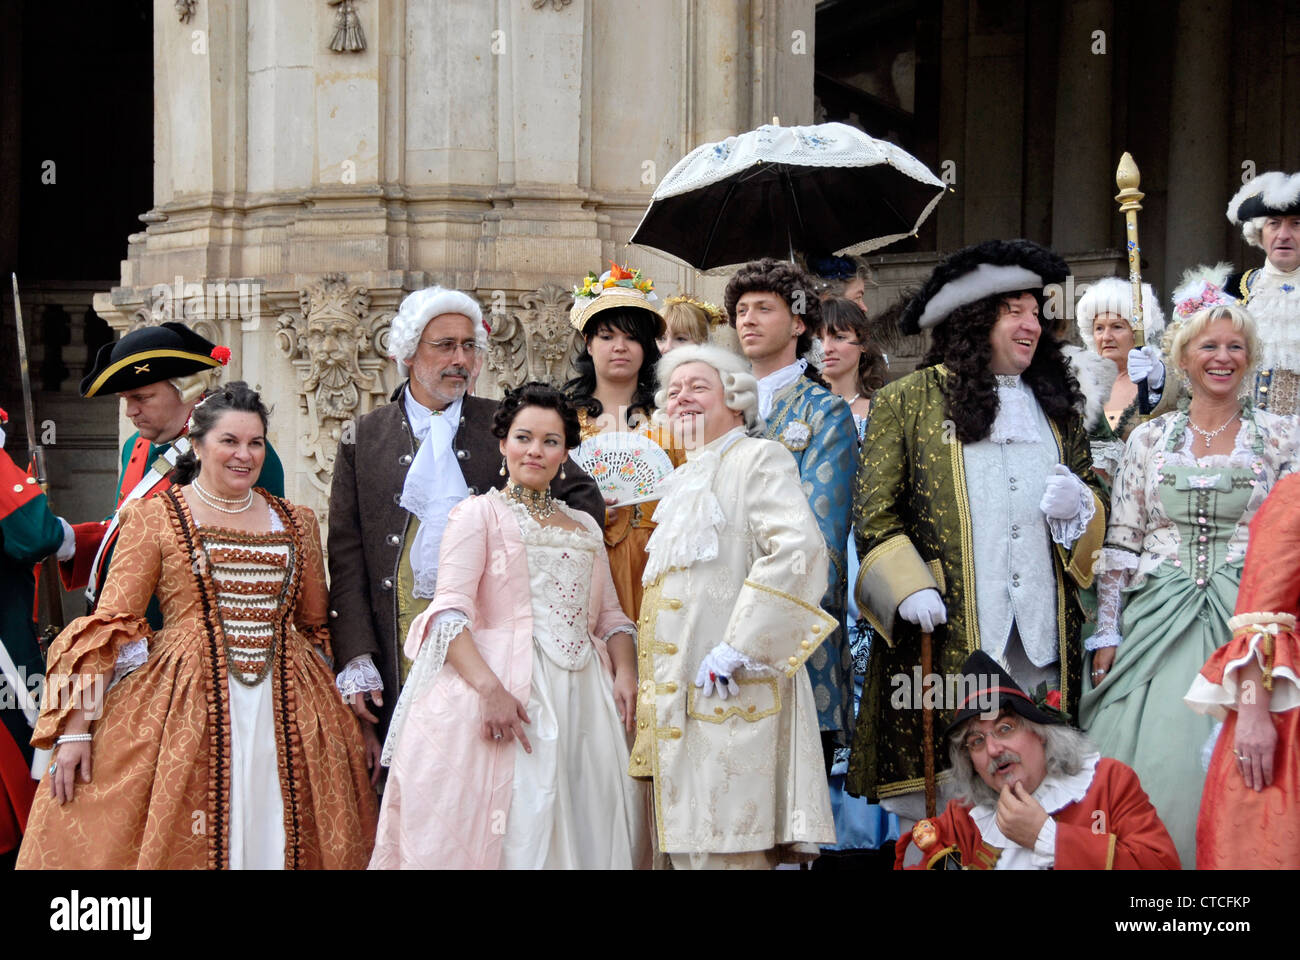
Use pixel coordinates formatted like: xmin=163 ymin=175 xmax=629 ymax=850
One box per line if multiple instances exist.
xmin=756 ymin=359 xmax=807 ymax=420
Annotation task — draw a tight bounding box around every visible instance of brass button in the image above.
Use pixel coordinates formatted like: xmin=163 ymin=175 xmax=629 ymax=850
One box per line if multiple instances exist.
xmin=634 ymin=755 xmax=643 ymax=764
xmin=747 ymin=705 xmax=757 ymax=713
xmin=800 ymin=640 xmax=811 ymax=649
xmin=667 ymin=598 xmax=683 ymax=609
xmin=812 ymin=624 xmax=824 ymax=635
xmin=638 ymin=720 xmax=648 ymax=730
xmin=641 ymin=680 xmax=653 ymax=693
xmin=664 ymin=644 xmax=678 ymax=655
xmin=788 ymin=656 xmax=798 ymax=666
xmin=663 ymin=682 xmax=677 ymax=694
xmin=669 ymin=727 xmax=682 ymax=739
xmin=714 ymin=707 xmax=724 ymax=715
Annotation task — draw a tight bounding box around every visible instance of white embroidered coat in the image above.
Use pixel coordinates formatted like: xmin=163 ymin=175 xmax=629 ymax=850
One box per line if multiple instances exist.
xmin=628 ymin=432 xmax=837 ymax=856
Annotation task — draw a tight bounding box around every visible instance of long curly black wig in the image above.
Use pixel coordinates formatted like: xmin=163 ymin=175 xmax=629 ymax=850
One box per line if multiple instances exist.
xmin=562 ymin=307 xmax=661 ymax=423
xmin=723 ymin=258 xmax=830 ymax=389
xmin=922 ymin=290 xmax=1083 ymax=444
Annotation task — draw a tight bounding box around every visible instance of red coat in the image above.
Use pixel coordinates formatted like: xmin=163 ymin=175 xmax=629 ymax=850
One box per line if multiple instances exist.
xmin=896 ymin=758 xmax=1180 ymax=870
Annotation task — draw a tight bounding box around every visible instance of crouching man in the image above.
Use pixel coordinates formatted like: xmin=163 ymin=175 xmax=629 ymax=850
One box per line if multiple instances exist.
xmin=899 ymin=650 xmax=1180 ymax=870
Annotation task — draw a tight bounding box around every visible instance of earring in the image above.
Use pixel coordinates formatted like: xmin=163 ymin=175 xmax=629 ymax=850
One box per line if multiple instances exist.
xmin=499 ymin=457 xmax=507 ymax=477
xmin=560 ymin=463 xmax=566 ymax=481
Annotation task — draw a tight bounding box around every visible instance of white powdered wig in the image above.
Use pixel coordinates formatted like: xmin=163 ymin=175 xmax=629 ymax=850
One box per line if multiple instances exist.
xmin=1075 ymin=276 xmax=1165 ymax=349
xmin=1227 ymin=171 xmax=1300 ymax=248
xmin=655 ymin=343 xmax=761 ymax=435
xmin=916 ymin=264 xmax=1043 ymax=329
xmin=388 ymin=286 xmax=487 ymax=376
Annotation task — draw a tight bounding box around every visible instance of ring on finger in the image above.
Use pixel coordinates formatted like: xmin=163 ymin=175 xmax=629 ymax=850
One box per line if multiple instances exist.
xmin=493 ymin=731 xmax=503 ymax=741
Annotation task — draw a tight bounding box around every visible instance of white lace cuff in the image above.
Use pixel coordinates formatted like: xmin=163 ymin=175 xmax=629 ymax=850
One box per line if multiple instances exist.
xmin=381 ymin=610 xmax=468 ymax=767
xmin=713 ymin=641 xmax=778 ymax=678
xmin=1085 ymin=630 xmax=1122 ymax=651
xmin=111 ymin=638 xmax=149 ymax=688
xmin=1045 ymin=474 xmax=1096 ymax=547
xmin=1031 ymin=819 xmax=1057 ymax=867
xmin=57 ymin=518 xmax=77 ymax=562
xmin=335 ymin=655 xmax=384 ymax=698
xmin=1088 ymin=439 xmax=1125 ymax=478
xmin=1092 ymin=566 xmax=1127 ymax=648
xmin=602 ymin=624 xmax=637 ymax=645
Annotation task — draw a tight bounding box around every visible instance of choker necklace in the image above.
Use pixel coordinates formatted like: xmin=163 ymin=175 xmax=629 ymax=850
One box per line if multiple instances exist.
xmin=1187 ymin=409 xmax=1239 ymax=450
xmin=505 ymin=480 xmax=556 ymax=520
xmin=193 ymin=478 xmax=254 ymax=514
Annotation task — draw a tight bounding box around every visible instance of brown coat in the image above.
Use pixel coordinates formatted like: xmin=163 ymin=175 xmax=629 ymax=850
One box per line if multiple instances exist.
xmin=327 ymin=384 xmax=604 ymax=730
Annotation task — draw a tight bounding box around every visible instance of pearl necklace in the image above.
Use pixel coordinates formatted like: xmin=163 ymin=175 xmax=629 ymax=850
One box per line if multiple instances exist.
xmin=1187 ymin=410 xmax=1239 ymax=450
xmin=505 ymin=480 xmax=556 ymax=520
xmin=192 ymin=478 xmax=254 ymax=514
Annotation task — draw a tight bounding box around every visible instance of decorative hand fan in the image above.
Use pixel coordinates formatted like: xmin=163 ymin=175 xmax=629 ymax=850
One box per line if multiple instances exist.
xmin=573 ymin=431 xmax=676 ymax=507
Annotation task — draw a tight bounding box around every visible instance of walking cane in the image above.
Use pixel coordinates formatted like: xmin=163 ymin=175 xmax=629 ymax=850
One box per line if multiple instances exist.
xmin=921 ymin=630 xmax=936 ymax=819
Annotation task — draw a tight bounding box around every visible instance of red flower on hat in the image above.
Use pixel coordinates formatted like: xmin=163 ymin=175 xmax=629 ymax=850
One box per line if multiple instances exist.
xmin=1045 ymin=690 xmax=1061 ymax=709
xmin=0 ymin=406 xmax=8 ymax=424
xmin=210 ymin=345 xmax=232 ymax=365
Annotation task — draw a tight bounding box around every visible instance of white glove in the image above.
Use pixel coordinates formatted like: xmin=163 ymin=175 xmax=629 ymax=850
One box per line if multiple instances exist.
xmin=56 ymin=517 xmax=77 ymax=562
xmin=1040 ymin=463 xmax=1084 ymax=520
xmin=897 ymin=588 xmax=947 ymax=633
xmin=695 ymin=642 xmax=747 ymax=700
xmin=1126 ymin=346 xmax=1165 ymax=390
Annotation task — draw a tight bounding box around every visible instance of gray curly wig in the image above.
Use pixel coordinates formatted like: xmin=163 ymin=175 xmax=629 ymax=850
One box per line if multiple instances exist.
xmin=654 ymin=343 xmax=763 ymax=436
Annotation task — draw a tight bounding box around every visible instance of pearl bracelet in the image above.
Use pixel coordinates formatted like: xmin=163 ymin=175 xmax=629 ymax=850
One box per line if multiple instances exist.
xmin=55 ymin=733 xmax=93 ymax=745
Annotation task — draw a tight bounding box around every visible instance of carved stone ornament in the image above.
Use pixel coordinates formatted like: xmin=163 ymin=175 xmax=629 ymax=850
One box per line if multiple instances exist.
xmin=277 ymin=274 xmax=392 ymax=496
xmin=532 ymin=0 xmax=573 ymax=9
xmin=175 ymin=0 xmax=197 ymax=23
xmin=486 ymin=283 xmax=582 ymax=392
xmin=328 ymin=0 xmax=366 ymax=53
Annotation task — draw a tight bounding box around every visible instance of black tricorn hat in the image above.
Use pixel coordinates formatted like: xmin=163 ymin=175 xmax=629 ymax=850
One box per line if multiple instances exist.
xmin=1227 ymin=171 xmax=1300 ymax=223
xmin=942 ymin=650 xmax=1064 ymax=740
xmin=899 ymin=239 xmax=1069 ymax=336
xmin=80 ymin=322 xmax=226 ymax=398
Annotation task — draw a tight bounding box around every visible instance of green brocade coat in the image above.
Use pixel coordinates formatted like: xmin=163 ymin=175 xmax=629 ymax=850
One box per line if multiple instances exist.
xmin=846 ymin=365 xmax=1107 ymax=802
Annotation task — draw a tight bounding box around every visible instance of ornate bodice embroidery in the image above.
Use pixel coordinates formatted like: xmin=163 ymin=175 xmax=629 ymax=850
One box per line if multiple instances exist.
xmin=197 ymin=524 xmax=295 ymax=687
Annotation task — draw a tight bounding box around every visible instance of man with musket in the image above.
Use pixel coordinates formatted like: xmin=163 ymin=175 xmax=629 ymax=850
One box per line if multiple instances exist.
xmin=327 ymin=286 xmax=603 ymax=775
xmin=61 ymin=321 xmax=285 ymax=626
xmin=846 ymin=239 xmax=1107 ymax=834
xmin=1177 ymin=171 xmax=1300 ymax=414
xmin=896 ymin=650 xmax=1179 ymax=870
xmin=0 ymin=407 xmax=76 ymax=867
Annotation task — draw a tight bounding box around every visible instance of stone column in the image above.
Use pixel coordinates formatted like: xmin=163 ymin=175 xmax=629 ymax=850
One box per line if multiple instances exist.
xmin=1163 ymin=0 xmax=1231 ymax=297
xmin=961 ymin=0 xmax=1025 ymax=241
xmin=1049 ymin=0 xmax=1113 ymax=254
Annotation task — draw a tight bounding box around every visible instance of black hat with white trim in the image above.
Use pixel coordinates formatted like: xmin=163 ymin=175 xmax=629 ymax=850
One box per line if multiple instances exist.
xmin=899 ymin=239 xmax=1069 ymax=335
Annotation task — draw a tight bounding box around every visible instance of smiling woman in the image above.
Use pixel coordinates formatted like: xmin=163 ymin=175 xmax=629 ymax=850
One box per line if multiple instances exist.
xmin=1081 ymin=304 xmax=1298 ymax=868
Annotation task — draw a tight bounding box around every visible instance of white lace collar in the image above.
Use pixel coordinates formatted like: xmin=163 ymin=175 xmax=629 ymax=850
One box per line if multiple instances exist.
xmin=642 ymin=427 xmax=744 ymax=585
xmin=757 ymin=358 xmax=807 ymax=419
xmin=987 ymin=374 xmax=1041 ymax=445
xmin=969 ymin=752 xmax=1101 ymax=849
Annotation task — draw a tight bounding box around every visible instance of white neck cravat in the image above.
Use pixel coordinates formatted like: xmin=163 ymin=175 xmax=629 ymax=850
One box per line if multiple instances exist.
xmin=756 ymin=358 xmax=807 ymax=420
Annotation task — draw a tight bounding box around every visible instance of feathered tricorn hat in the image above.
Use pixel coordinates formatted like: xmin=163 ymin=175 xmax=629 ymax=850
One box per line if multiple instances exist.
xmin=899 ymin=239 xmax=1069 ymax=335
xmin=1227 ymin=171 xmax=1300 ymax=249
xmin=80 ymin=321 xmax=230 ymax=398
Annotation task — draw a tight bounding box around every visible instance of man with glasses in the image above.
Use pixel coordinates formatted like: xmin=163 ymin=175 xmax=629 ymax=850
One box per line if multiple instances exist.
xmin=327 ymin=285 xmax=603 ymax=781
xmin=895 ymin=651 xmax=1179 ymax=870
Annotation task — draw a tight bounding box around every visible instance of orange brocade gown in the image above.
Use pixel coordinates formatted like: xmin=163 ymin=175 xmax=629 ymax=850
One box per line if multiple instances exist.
xmin=1188 ymin=473 xmax=1300 ymax=869
xmin=17 ymin=490 xmax=377 ymax=869
xmin=578 ymin=412 xmax=685 ymax=623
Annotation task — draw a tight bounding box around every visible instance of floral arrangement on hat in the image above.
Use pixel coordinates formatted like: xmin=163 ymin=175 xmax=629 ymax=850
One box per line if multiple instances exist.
xmin=1029 ymin=681 xmax=1065 ymax=719
xmin=575 ymin=262 xmax=657 ymax=301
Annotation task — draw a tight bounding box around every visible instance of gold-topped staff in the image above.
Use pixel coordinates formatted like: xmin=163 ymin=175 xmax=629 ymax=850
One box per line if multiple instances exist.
xmin=1114 ymin=152 xmax=1150 ymax=416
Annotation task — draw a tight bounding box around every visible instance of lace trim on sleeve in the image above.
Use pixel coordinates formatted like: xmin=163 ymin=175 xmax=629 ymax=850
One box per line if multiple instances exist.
xmin=1088 ymin=565 xmax=1128 ymax=651
xmin=380 ymin=610 xmax=468 ymax=767
xmin=601 ymin=624 xmax=637 ymax=645
xmin=335 ymin=655 xmax=384 ymax=698
xmin=1045 ymin=475 xmax=1097 ymax=547
xmin=109 ymin=637 xmax=149 ymax=689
